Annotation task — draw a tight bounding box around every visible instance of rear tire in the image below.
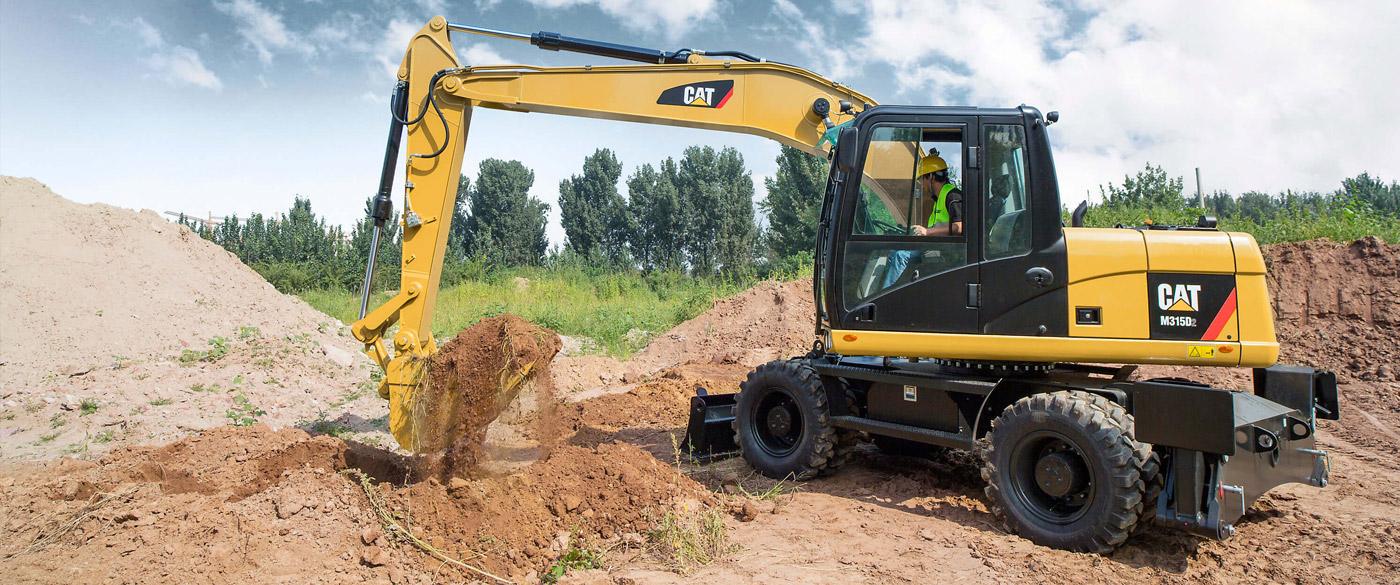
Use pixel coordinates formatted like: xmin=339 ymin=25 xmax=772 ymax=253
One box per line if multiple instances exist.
xmin=979 ymin=391 xmax=1145 ymax=553
xmin=734 ymin=360 xmax=839 ymax=480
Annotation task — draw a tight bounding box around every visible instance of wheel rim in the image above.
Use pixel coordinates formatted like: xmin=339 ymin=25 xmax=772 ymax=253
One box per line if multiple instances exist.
xmin=750 ymin=386 xmax=803 ymax=457
xmin=1009 ymin=430 xmax=1096 ymax=525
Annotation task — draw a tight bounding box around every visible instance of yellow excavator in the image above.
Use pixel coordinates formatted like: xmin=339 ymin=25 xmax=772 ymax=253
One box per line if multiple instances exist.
xmin=351 ymin=17 xmax=1337 ymax=553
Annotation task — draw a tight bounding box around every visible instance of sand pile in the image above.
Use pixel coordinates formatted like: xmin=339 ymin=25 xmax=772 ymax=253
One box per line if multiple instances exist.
xmin=0 ymin=176 xmax=355 ymax=387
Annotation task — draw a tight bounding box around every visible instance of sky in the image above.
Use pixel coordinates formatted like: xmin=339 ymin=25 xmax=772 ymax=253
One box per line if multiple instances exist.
xmin=2 ymin=0 xmax=1397 ymax=248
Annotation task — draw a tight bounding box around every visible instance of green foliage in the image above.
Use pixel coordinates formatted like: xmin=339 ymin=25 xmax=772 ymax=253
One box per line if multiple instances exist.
xmin=301 ymin=265 xmax=754 ymax=358
xmin=93 ymin=430 xmax=116 ymax=444
xmin=627 ymin=161 xmax=686 ymax=271
xmin=1080 ymin=169 xmax=1399 ymax=244
xmin=462 ymin=159 xmax=551 ymax=267
xmin=179 ymin=336 xmax=230 ymax=364
xmin=1099 ymin=162 xmax=1186 ymax=207
xmin=672 ymin=146 xmax=758 ymax=276
xmin=560 ymin=148 xmax=632 ymax=264
xmin=542 ymin=535 xmax=601 ymax=584
xmin=79 ymin=398 xmax=99 ymax=416
xmin=226 ymin=391 xmax=267 ymax=427
xmin=149 ymin=398 xmax=174 ymax=406
xmin=761 ymin=146 xmax=828 ymax=262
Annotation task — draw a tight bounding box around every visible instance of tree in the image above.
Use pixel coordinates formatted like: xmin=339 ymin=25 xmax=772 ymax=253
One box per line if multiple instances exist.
xmin=1099 ymin=163 xmax=1185 ymax=207
xmin=627 ymin=162 xmax=684 ymax=271
xmin=673 ymin=146 xmax=757 ymax=275
xmin=347 ymin=197 xmax=402 ymax=292
xmin=464 ymin=158 xmax=549 ymax=266
xmin=761 ymin=145 xmax=828 ymax=261
xmin=558 ymin=148 xmax=632 ymax=264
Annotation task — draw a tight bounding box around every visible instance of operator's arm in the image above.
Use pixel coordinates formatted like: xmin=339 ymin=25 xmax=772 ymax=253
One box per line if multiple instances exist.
xmin=912 ymin=190 xmax=963 ymax=236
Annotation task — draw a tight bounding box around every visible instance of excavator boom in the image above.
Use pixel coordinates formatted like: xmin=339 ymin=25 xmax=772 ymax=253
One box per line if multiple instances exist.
xmin=350 ymin=16 xmax=876 ymax=450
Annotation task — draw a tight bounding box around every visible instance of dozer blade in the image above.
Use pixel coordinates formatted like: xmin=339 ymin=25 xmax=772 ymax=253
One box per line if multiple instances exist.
xmin=682 ymin=387 xmax=739 ymax=462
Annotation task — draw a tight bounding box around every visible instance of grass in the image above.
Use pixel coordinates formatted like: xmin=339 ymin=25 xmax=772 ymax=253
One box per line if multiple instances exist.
xmin=646 ymin=505 xmax=732 ymax=573
xmin=37 ymin=431 xmax=61 ymax=443
xmin=93 ymin=429 xmax=116 ymax=444
xmin=79 ymin=398 xmax=99 ymax=416
xmin=49 ymin=414 xmax=66 ymax=428
xmin=148 ymin=398 xmax=173 ymax=406
xmin=299 ymin=266 xmax=757 ymax=358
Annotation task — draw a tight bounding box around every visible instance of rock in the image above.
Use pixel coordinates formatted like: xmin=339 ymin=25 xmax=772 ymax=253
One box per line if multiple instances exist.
xmin=388 ymin=567 xmax=405 ymax=585
xmin=721 ymin=484 xmax=739 ymax=495
xmin=561 ymin=494 xmax=584 ymax=512
xmin=721 ymin=473 xmax=740 ymax=486
xmin=275 ymin=496 xmax=304 ymax=519
xmin=919 ymin=528 xmax=938 ymax=541
xmin=738 ymin=500 xmax=758 ymax=522
xmin=60 ymin=394 xmax=80 ymax=410
xmin=114 ymin=510 xmax=141 ymax=523
xmin=361 ymin=525 xmax=384 ymax=545
xmin=523 ymin=544 xmax=540 ymax=558
xmin=322 ymin=345 xmax=355 ymax=368
xmin=1377 ymin=364 xmax=1395 ymax=381
xmin=361 ymin=545 xmax=390 ymax=567
xmin=447 ymin=477 xmax=470 ymax=497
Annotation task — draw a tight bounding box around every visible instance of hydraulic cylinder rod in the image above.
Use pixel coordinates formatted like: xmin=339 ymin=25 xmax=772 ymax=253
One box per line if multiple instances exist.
xmin=360 ymin=82 xmax=409 ymax=320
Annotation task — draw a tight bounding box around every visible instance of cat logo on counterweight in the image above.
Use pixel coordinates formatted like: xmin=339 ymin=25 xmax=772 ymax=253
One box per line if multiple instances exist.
xmin=656 ymin=80 xmax=734 ymax=109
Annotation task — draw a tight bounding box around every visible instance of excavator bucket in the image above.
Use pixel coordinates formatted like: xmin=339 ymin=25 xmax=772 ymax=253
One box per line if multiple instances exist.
xmin=682 ymin=387 xmax=739 ymax=462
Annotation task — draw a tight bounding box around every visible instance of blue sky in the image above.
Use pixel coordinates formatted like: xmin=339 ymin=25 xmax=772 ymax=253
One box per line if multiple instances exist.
xmin=2 ymin=0 xmax=1396 ymax=247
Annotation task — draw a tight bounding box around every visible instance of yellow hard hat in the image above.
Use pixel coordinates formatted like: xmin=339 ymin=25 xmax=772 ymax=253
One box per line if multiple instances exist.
xmin=917 ymin=154 xmax=948 ymax=178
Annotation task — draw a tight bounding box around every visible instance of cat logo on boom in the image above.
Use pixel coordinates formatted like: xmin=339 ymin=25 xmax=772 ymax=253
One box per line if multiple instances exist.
xmin=656 ymin=80 xmax=734 ymax=109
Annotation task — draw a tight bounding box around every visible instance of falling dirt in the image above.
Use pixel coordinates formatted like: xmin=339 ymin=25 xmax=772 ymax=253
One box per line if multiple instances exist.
xmin=413 ymin=315 xmax=562 ymax=478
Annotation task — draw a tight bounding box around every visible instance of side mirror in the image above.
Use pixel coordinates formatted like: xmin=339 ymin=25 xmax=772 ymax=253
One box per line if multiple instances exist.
xmin=836 ymin=127 xmax=859 ymax=173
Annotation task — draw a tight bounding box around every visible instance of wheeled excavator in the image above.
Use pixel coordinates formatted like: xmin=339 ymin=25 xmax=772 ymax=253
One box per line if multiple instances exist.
xmin=351 ymin=16 xmax=1338 ymax=553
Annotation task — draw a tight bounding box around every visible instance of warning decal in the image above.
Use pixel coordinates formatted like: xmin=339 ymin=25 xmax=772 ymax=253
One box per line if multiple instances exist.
xmin=1187 ymin=345 xmax=1216 ymax=359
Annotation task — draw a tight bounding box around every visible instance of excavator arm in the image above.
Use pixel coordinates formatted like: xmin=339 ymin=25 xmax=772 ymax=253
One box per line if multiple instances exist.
xmin=351 ymin=17 xmax=878 ymax=450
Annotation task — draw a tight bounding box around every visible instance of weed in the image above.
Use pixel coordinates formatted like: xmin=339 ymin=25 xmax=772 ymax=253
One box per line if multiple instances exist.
xmin=543 ymin=535 xmax=601 ymax=584
xmin=232 ymin=375 xmax=245 ymax=387
xmin=225 ymin=391 xmax=266 ymax=427
xmin=50 ymin=413 xmax=67 ymax=428
xmin=79 ymin=398 xmax=99 ymax=416
xmin=237 ymin=326 xmax=261 ymax=339
xmin=93 ymin=429 xmax=116 ymax=444
xmin=38 ymin=431 xmax=61 ymax=443
xmin=646 ymin=505 xmax=732 ymax=572
xmin=739 ymin=478 xmax=797 ymax=503
xmin=3 ymin=413 xmax=13 ymax=421
xmin=190 ymin=382 xmax=220 ymax=393
xmin=62 ymin=442 xmax=85 ymax=455
xmin=148 ymin=398 xmax=173 ymax=406
xmin=180 ymin=336 xmax=231 ymax=365
xmin=134 ymin=373 xmax=150 ymax=381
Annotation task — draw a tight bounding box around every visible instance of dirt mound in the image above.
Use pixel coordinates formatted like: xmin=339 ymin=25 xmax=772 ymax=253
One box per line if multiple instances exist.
xmin=553 ymin=280 xmax=814 ymax=395
xmin=0 ymin=176 xmax=357 ymax=387
xmin=1266 ymin=236 xmax=1400 ymax=381
xmin=0 ymin=424 xmax=711 ymax=584
xmin=416 ymin=315 xmax=562 ymax=475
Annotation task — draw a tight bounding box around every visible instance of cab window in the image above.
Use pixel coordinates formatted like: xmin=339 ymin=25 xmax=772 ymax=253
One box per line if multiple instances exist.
xmin=843 ymin=125 xmax=967 ymax=307
xmin=983 ymin=124 xmax=1031 ymax=259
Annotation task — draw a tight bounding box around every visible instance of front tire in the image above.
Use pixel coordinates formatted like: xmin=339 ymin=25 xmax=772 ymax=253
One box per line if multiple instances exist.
xmin=734 ymin=360 xmax=840 ymax=480
xmin=980 ymin=391 xmax=1146 ymax=553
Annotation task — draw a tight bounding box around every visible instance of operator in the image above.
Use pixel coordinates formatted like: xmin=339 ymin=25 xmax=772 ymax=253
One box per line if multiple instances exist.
xmin=882 ymin=153 xmax=964 ymax=289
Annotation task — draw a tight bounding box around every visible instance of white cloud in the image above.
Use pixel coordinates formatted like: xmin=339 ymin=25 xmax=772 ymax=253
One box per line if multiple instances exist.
xmin=126 ymin=17 xmax=223 ymax=91
xmin=848 ymin=0 xmax=1400 ymax=203
xmin=459 ymin=42 xmax=506 ymax=66
xmin=770 ymin=0 xmax=856 ymax=80
xmin=373 ymin=19 xmax=422 ymax=82
xmin=214 ymin=0 xmax=313 ymax=65
xmin=523 ymin=0 xmax=719 ymax=39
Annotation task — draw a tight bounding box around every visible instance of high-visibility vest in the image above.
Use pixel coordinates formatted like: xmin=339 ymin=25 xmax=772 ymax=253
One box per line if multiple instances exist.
xmin=928 ymin=183 xmax=958 ymax=226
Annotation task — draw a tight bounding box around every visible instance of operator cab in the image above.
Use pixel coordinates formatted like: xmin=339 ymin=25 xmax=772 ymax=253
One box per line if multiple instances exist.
xmin=826 ymin=106 xmax=1067 ymax=338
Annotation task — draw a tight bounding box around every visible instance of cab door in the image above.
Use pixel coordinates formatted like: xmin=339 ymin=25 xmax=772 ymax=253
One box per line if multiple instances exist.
xmin=975 ymin=115 xmax=1068 ymax=336
xmin=834 ymin=115 xmax=981 ymax=333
